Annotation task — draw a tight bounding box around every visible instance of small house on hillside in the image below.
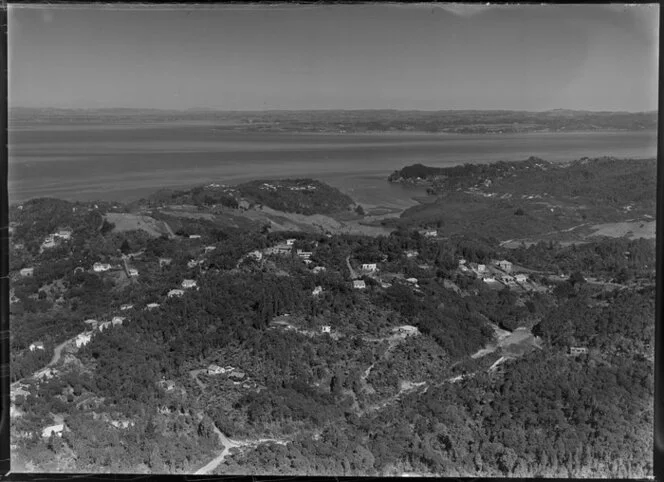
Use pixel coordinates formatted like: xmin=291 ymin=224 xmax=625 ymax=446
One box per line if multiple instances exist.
xmin=423 ymin=230 xmax=438 ymax=238
xmin=29 ymin=341 xmax=44 ymax=351
xmin=353 ymin=280 xmax=366 ymax=290
xmin=128 ymin=268 xmax=139 ymax=277
xmin=20 ymin=268 xmax=34 ymax=277
xmin=296 ymin=250 xmax=312 ymax=259
xmin=286 ymin=239 xmax=296 ymax=246
xmin=181 ymin=279 xmax=197 ymax=289
xmin=361 ymin=263 xmax=377 ymax=272
xmin=146 ymin=303 xmax=160 ymax=310
xmin=405 ymin=250 xmax=419 ymax=258
xmin=75 ymin=333 xmax=92 ymax=348
xmin=93 ymin=262 xmax=111 ymax=273
xmin=187 ymin=259 xmax=199 ymax=269
xmin=159 ymin=257 xmax=173 ymax=267
xmin=189 ymin=234 xmax=202 ymax=239
xmin=98 ymin=321 xmax=112 ymax=332
xmin=204 ymin=246 xmax=216 ymax=254
xmin=248 ymin=250 xmax=263 ymax=261
xmin=56 ymin=230 xmax=72 ymax=240
xmin=207 ymin=364 xmax=225 ymax=375
xmin=458 ymin=259 xmax=467 ymax=266
xmin=228 ymin=371 xmax=245 ymax=381
xmin=497 ymin=260 xmax=513 ymax=272
xmin=112 ymin=316 xmax=125 ymax=326
xmin=569 ymin=346 xmax=589 ymax=356
xmin=168 ymin=289 xmax=185 ymax=298
xmin=312 ymin=286 xmax=323 ymax=296
xmin=321 ymin=325 xmax=331 ymax=334
xmin=312 ymin=266 xmax=326 ymax=274
xmin=406 ymin=278 xmax=418 ymax=285
xmin=515 ymin=274 xmax=528 ymax=283
xmin=41 ymin=424 xmax=65 ymax=439
xmin=120 ymin=304 xmax=133 ymax=311
xmin=392 ymin=325 xmax=418 ymax=336
xmin=477 ymin=264 xmax=486 ymax=274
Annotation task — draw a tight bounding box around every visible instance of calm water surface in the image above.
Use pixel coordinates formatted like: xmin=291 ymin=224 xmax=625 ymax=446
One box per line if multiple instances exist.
xmin=9 ymin=125 xmax=656 ymax=209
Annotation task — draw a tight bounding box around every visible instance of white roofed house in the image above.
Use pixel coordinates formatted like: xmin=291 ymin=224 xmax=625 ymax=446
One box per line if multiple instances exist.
xmin=296 ymin=250 xmax=312 ymax=260
xmin=361 ymin=263 xmax=377 ymax=272
xmin=128 ymin=268 xmax=139 ymax=277
xmin=207 ymin=364 xmax=225 ymax=375
xmin=189 ymin=234 xmax=202 ymax=239
xmin=97 ymin=321 xmax=112 ymax=332
xmin=93 ymin=262 xmax=111 ymax=273
xmin=321 ymin=325 xmax=331 ymax=334
xmin=204 ymin=246 xmax=216 ymax=254
xmin=312 ymin=266 xmax=327 ymax=274
xmin=120 ymin=304 xmax=133 ymax=311
xmin=19 ymin=267 xmax=34 ymax=277
xmin=42 ymin=424 xmax=65 ymax=439
xmin=353 ymin=280 xmax=366 ymax=289
xmin=423 ymin=230 xmax=438 ymax=238
xmin=146 ymin=303 xmax=160 ymax=311
xmin=181 ymin=279 xmax=198 ymax=289
xmin=187 ymin=259 xmax=199 ymax=269
xmin=75 ymin=333 xmax=92 ymax=348
xmin=29 ymin=341 xmax=44 ymax=352
xmin=312 ymin=286 xmax=323 ymax=296
xmin=286 ymin=238 xmax=296 ymax=246
xmin=55 ymin=229 xmax=72 ymax=240
xmin=168 ymin=289 xmax=185 ymax=298
xmin=515 ymin=274 xmax=528 ymax=283
xmin=111 ymin=316 xmax=125 ymax=326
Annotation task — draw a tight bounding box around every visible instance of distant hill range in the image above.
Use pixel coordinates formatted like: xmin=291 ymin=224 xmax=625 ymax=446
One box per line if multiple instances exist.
xmin=9 ymin=107 xmax=656 ymax=133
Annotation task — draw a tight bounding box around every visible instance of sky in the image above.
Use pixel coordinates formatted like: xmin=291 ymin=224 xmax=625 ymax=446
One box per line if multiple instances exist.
xmin=8 ymin=3 xmax=660 ymax=111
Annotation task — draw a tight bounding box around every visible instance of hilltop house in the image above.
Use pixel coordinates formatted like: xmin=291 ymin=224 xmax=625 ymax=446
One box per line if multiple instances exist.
xmin=353 ymin=280 xmax=366 ymax=289
xmin=361 ymin=263 xmax=377 ymax=272
xmin=497 ymin=260 xmax=513 ymax=272
xmin=20 ymin=267 xmax=34 ymax=277
xmin=93 ymin=262 xmax=111 ymax=273
xmin=42 ymin=424 xmax=65 ymax=439
xmin=120 ymin=304 xmax=133 ymax=311
xmin=168 ymin=289 xmax=185 ymax=298
xmin=312 ymin=286 xmax=323 ymax=296
xmin=75 ymin=333 xmax=92 ymax=348
xmin=181 ymin=279 xmax=197 ymax=289
xmin=29 ymin=341 xmax=44 ymax=352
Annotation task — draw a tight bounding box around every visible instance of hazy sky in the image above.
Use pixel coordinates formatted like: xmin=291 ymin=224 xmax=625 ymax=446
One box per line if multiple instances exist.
xmin=9 ymin=3 xmax=659 ymax=111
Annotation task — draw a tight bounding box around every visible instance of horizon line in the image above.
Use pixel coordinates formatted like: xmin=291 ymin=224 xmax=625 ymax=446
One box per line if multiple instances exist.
xmin=9 ymin=106 xmax=658 ymax=115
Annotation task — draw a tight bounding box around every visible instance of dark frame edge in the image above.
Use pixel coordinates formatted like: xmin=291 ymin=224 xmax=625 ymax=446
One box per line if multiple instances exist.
xmin=0 ymin=0 xmax=10 ymax=477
